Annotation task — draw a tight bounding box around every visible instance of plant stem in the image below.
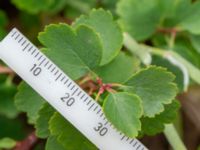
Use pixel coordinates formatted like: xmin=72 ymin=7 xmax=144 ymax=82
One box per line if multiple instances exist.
xmin=123 ymin=33 xmax=200 ymax=85
xmin=123 ymin=33 xmax=152 ymax=65
xmin=14 ymin=132 xmax=38 ymax=150
xmin=0 ymin=65 xmax=13 ymax=74
xmin=164 ymin=124 xmax=187 ymax=150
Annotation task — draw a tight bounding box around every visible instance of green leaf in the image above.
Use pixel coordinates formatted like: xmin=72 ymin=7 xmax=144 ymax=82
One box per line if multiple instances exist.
xmin=46 ymin=0 xmax=67 ymax=14
xmin=0 ymin=115 xmax=26 ymax=140
xmin=189 ymin=34 xmax=200 ymax=54
xmin=15 ymin=82 xmax=45 ymax=124
xmin=179 ymin=1 xmax=200 ymax=34
xmin=35 ymin=103 xmax=55 ymax=138
xmin=38 ymin=23 xmax=102 ymax=80
xmin=125 ymin=66 xmax=177 ymax=117
xmin=152 ymin=55 xmax=184 ymax=92
xmin=49 ymin=112 xmax=97 ymax=150
xmin=141 ymin=100 xmax=180 ymax=135
xmin=103 ymin=92 xmax=142 ymax=137
xmin=0 ymin=137 xmax=16 ymax=149
xmin=102 ymin=0 xmax=119 ymax=14
xmin=0 ymin=10 xmax=8 ymax=40
xmin=73 ymin=8 xmax=123 ymax=65
xmin=65 ymin=0 xmax=96 ymax=15
xmin=11 ymin=0 xmax=54 ymax=14
xmin=95 ymin=52 xmax=138 ymax=83
xmin=45 ymin=136 xmax=65 ymax=150
xmin=158 ymin=0 xmax=190 ymax=27
xmin=0 ymin=81 xmax=19 ymax=118
xmin=0 ymin=10 xmax=8 ymax=27
xmin=173 ymin=37 xmax=200 ymax=68
xmin=117 ymin=0 xmax=161 ymax=41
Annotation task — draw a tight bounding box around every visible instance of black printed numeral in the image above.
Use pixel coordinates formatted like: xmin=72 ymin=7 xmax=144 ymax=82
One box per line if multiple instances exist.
xmin=60 ymin=93 xmax=75 ymax=106
xmin=30 ymin=64 xmax=42 ymax=76
xmin=94 ymin=122 xmax=108 ymax=136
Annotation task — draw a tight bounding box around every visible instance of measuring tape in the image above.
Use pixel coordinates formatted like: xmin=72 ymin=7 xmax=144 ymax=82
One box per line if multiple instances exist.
xmin=0 ymin=28 xmax=147 ymax=150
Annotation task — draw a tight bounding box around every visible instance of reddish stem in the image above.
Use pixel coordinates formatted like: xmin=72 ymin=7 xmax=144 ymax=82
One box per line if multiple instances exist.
xmin=95 ymin=78 xmax=116 ymax=101
xmin=14 ymin=132 xmax=38 ymax=150
xmin=157 ymin=28 xmax=178 ymax=34
xmin=0 ymin=65 xmax=14 ymax=74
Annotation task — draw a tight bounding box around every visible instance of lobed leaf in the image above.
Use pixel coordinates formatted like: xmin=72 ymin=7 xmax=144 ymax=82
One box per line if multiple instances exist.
xmin=179 ymin=1 xmax=200 ymax=34
xmin=0 ymin=80 xmax=19 ymax=119
xmin=190 ymin=34 xmax=200 ymax=54
xmin=140 ymin=100 xmax=180 ymax=135
xmin=38 ymin=23 xmax=102 ymax=80
xmin=103 ymin=92 xmax=142 ymax=137
xmin=158 ymin=0 xmax=190 ymax=27
xmin=15 ymin=82 xmax=45 ymax=124
xmin=49 ymin=112 xmax=97 ymax=150
xmin=45 ymin=136 xmax=65 ymax=150
xmin=11 ymin=0 xmax=54 ymax=14
xmin=73 ymin=8 xmax=123 ymax=65
xmin=95 ymin=52 xmax=138 ymax=83
xmin=35 ymin=103 xmax=55 ymax=138
xmin=0 ymin=10 xmax=8 ymax=40
xmin=117 ymin=0 xmax=161 ymax=41
xmin=125 ymin=66 xmax=178 ymax=117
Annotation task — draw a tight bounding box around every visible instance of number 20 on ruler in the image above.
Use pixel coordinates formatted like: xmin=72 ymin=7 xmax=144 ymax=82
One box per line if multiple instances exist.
xmin=0 ymin=28 xmax=148 ymax=150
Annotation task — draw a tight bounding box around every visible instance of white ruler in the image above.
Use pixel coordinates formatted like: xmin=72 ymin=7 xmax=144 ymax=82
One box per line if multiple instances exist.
xmin=0 ymin=28 xmax=147 ymax=150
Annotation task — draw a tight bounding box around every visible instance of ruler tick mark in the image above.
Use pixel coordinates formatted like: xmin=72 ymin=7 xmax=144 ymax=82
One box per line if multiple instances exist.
xmin=70 ymin=85 xmax=75 ymax=90
xmin=104 ymin=121 xmax=108 ymax=126
xmin=93 ymin=105 xmax=98 ymax=112
xmin=88 ymin=103 xmax=95 ymax=110
xmin=80 ymin=93 xmax=85 ymax=99
xmin=136 ymin=145 xmax=141 ymax=150
xmin=39 ymin=58 xmax=46 ymax=66
xmin=11 ymin=31 xmax=17 ymax=37
xmin=97 ymin=109 xmax=101 ymax=114
xmin=31 ymin=49 xmax=36 ymax=55
xmin=61 ymin=76 xmax=65 ymax=82
xmin=48 ymin=64 xmax=53 ymax=70
xmin=38 ymin=55 xmax=43 ymax=61
xmin=22 ymin=43 xmax=30 ymax=51
xmin=21 ymin=40 xmax=26 ymax=46
xmin=54 ymin=70 xmax=59 ymax=76
xmin=18 ymin=37 xmax=23 ymax=43
xmin=55 ymin=73 xmax=62 ymax=81
xmin=72 ymin=88 xmax=78 ymax=96
xmin=77 ymin=91 xmax=82 ymax=96
xmin=34 ymin=52 xmax=40 ymax=58
xmin=51 ymin=67 xmax=56 ymax=72
xmin=44 ymin=61 xmax=49 ymax=67
xmin=83 ymin=97 xmax=88 ymax=102
xmin=28 ymin=46 xmax=33 ymax=52
xmin=87 ymin=100 xmax=92 ymax=105
xmin=121 ymin=136 xmax=125 ymax=141
xmin=15 ymin=34 xmax=20 ymax=40
xmin=129 ymin=139 xmax=134 ymax=144
xmin=64 ymin=79 xmax=69 ymax=85
xmin=100 ymin=113 xmax=104 ymax=117
xmin=133 ymin=141 xmax=138 ymax=147
xmin=67 ymin=82 xmax=72 ymax=87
